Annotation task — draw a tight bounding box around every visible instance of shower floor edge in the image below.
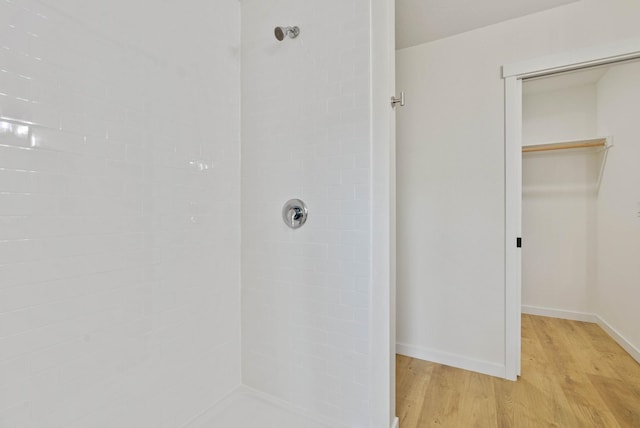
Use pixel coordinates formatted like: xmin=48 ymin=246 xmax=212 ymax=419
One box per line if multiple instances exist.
xmin=184 ymin=385 xmax=343 ymax=428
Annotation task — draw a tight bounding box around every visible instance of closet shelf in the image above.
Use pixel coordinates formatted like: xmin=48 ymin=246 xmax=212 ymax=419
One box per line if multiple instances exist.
xmin=522 ymin=137 xmax=613 ymax=194
xmin=522 ymin=137 xmax=608 ymax=153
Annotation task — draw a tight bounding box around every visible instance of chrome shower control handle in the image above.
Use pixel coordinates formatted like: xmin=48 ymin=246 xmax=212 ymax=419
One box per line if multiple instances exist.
xmin=282 ymin=199 xmax=308 ymax=229
xmin=290 ymin=207 xmax=301 ymax=223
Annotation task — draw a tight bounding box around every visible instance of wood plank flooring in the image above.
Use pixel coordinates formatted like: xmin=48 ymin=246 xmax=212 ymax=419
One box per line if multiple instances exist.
xmin=396 ymin=315 xmax=640 ymax=427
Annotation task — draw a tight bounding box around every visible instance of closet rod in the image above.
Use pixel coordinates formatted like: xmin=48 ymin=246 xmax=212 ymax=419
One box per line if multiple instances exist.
xmin=522 ymin=138 xmax=607 ymax=153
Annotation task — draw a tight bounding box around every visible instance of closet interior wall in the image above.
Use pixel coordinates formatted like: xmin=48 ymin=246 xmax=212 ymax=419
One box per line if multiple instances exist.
xmin=522 ymin=82 xmax=599 ymax=317
xmin=594 ymin=61 xmax=640 ymax=358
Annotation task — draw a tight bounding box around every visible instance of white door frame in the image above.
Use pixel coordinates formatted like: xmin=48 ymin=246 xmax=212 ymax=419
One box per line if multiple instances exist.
xmin=502 ymin=37 xmax=640 ymax=381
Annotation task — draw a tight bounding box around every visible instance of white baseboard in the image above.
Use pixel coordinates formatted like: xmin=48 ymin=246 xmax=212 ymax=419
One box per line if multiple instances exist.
xmin=396 ymin=343 xmax=505 ymax=379
xmin=522 ymin=305 xmax=597 ymax=323
xmin=391 ymin=416 xmax=399 ymax=428
xmin=596 ymin=315 xmax=640 ymax=365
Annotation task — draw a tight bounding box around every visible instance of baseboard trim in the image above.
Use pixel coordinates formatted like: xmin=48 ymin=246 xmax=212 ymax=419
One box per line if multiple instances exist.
xmin=522 ymin=305 xmax=597 ymax=323
xmin=596 ymin=315 xmax=640 ymax=365
xmin=396 ymin=343 xmax=505 ymax=379
xmin=391 ymin=416 xmax=399 ymax=428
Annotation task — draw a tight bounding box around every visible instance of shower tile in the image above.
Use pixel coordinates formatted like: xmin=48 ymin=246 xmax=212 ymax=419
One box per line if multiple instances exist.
xmin=0 ymin=308 xmax=31 ymax=337
xmin=188 ymin=387 xmax=336 ymax=428
xmin=0 ymin=0 xmax=240 ymax=425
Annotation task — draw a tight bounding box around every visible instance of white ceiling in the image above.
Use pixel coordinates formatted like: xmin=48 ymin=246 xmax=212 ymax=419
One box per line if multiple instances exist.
xmin=523 ymin=67 xmax=610 ymax=95
xmin=396 ymin=0 xmax=580 ymax=49
xmin=523 ymin=58 xmax=640 ymax=94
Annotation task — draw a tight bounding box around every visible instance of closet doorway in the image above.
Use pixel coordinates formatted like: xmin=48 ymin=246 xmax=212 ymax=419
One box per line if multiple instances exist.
xmin=503 ymin=43 xmax=640 ymax=379
xmin=521 ymin=66 xmax=612 ymax=323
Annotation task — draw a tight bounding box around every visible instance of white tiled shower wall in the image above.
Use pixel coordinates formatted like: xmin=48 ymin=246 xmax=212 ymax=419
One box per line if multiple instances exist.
xmin=0 ymin=1 xmax=241 ymax=426
xmin=241 ymin=1 xmax=372 ymax=426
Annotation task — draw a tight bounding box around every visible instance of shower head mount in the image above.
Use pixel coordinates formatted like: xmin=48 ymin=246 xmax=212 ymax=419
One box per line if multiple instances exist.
xmin=274 ymin=26 xmax=300 ymax=41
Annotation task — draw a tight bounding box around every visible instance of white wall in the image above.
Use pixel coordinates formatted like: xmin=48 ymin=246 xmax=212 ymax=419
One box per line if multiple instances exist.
xmin=523 ymin=84 xmax=598 ymax=145
xmin=396 ymin=0 xmax=640 ymax=377
xmin=595 ymin=61 xmax=640 ymax=358
xmin=521 ymin=84 xmax=599 ymax=317
xmin=241 ymin=1 xmax=375 ymax=426
xmin=0 ymin=2 xmax=241 ymax=426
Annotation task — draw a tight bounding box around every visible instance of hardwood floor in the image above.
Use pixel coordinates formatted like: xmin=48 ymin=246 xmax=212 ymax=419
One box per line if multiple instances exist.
xmin=396 ymin=315 xmax=640 ymax=427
